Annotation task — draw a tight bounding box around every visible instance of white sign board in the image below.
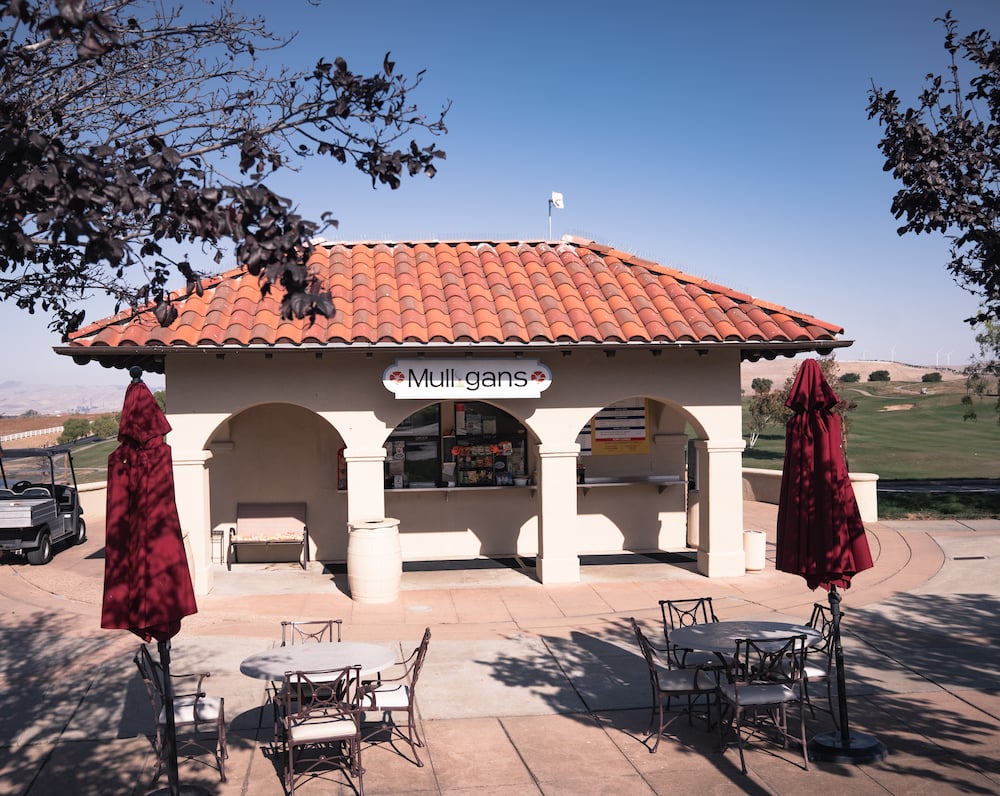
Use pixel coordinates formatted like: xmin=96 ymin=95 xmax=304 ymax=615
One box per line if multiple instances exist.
xmin=383 ymin=359 xmax=552 ymax=399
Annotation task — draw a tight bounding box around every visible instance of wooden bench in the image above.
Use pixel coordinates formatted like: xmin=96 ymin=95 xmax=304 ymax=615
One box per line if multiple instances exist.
xmin=227 ymin=502 xmax=309 ymax=571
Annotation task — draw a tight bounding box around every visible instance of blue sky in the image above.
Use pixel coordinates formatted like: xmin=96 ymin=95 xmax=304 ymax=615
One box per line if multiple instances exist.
xmin=6 ymin=0 xmax=999 ymax=385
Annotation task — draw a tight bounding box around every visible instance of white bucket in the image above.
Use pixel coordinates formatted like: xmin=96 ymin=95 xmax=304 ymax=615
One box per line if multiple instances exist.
xmin=347 ymin=518 xmax=402 ymax=603
xmin=743 ymin=530 xmax=766 ymax=572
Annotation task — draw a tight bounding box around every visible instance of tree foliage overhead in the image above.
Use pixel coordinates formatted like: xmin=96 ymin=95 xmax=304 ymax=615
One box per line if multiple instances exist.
xmin=868 ymin=11 xmax=1000 ymax=329
xmin=0 ymin=0 xmax=448 ymax=335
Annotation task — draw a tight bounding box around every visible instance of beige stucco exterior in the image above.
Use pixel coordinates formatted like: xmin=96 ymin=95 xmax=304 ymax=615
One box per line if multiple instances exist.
xmin=162 ymin=345 xmax=749 ymax=594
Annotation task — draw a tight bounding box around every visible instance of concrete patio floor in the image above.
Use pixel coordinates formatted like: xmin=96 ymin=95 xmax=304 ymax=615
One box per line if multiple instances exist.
xmin=1 ymin=501 xmax=998 ymax=795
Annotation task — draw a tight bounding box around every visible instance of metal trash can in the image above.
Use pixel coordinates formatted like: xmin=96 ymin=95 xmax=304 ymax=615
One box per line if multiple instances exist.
xmin=347 ymin=518 xmax=402 ymax=603
xmin=743 ymin=530 xmax=766 ymax=572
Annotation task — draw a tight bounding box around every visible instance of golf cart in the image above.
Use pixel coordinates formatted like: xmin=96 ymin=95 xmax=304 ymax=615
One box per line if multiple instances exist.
xmin=0 ymin=445 xmax=86 ymax=564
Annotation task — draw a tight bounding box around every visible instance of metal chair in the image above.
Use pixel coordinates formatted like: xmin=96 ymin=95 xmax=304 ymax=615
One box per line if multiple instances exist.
xmin=804 ymin=602 xmax=837 ymax=723
xmin=133 ymin=644 xmax=228 ymax=785
xmin=282 ymin=665 xmax=364 ymax=795
xmin=281 ymin=619 xmax=343 ymax=645
xmin=274 ymin=620 xmax=344 ymax=739
xmin=360 ymin=627 xmax=431 ymax=765
xmin=658 ymin=597 xmax=725 ymax=670
xmin=630 ymin=618 xmax=718 ymax=753
xmin=716 ymin=634 xmax=809 ymax=774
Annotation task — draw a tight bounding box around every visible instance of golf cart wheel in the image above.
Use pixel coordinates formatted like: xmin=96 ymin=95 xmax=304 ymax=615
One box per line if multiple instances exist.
xmin=26 ymin=532 xmax=52 ymax=565
xmin=74 ymin=518 xmax=87 ymax=545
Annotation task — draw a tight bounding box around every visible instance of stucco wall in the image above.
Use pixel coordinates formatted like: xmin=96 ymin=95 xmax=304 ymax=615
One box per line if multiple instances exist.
xmin=161 ymin=345 xmax=749 ymax=591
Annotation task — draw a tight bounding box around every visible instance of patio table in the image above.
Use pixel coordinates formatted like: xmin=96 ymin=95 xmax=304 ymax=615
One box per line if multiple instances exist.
xmin=670 ymin=620 xmax=821 ymax=656
xmin=240 ymin=641 xmax=396 ymax=681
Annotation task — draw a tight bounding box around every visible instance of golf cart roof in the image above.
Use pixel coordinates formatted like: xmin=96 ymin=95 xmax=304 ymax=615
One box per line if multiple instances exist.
xmin=0 ymin=445 xmax=75 ymax=460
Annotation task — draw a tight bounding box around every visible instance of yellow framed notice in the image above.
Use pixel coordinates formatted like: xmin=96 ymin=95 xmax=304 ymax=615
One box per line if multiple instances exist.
xmin=590 ymin=399 xmax=649 ymax=455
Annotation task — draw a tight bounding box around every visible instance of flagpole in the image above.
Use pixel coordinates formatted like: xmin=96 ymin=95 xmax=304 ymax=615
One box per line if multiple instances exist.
xmin=548 ymin=192 xmax=564 ymax=239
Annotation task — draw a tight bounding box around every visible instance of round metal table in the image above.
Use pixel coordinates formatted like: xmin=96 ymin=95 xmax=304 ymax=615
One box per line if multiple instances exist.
xmin=240 ymin=641 xmax=396 ymax=681
xmin=669 ymin=620 xmax=821 ymax=654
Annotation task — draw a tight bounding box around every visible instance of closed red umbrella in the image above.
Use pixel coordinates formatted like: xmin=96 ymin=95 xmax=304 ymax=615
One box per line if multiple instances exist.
xmin=101 ymin=367 xmax=198 ymax=795
xmin=775 ymin=359 xmax=886 ymax=764
xmin=776 ymin=359 xmax=873 ymax=590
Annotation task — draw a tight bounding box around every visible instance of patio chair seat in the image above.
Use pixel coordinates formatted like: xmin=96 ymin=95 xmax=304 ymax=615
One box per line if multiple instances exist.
xmin=658 ymin=667 xmax=718 ymax=692
xmin=363 ymin=682 xmax=410 ymax=712
xmin=159 ymin=695 xmax=224 ymax=725
xmin=719 ymin=682 xmax=797 ymax=706
xmin=288 ymin=716 xmax=358 ymax=743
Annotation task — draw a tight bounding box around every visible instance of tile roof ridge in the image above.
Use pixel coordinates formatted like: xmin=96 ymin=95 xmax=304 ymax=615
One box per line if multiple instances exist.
xmin=314 ymin=238 xmax=555 ymax=249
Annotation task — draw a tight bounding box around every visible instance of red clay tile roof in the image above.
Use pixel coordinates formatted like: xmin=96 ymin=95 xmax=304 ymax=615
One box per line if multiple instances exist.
xmin=61 ymin=238 xmax=848 ymax=361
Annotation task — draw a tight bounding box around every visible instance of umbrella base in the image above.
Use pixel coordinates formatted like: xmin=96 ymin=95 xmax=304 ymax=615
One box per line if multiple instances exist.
xmin=810 ymin=730 xmax=888 ymax=765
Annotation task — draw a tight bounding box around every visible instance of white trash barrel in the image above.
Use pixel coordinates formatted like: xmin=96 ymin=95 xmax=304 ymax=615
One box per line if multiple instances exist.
xmin=743 ymin=530 xmax=766 ymax=572
xmin=347 ymin=518 xmax=402 ymax=603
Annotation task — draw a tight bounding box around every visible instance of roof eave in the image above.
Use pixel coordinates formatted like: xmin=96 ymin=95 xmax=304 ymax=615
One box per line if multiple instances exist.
xmin=54 ymin=338 xmax=852 ymax=373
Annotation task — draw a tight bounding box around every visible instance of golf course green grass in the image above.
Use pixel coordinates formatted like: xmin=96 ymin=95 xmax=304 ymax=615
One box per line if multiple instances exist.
xmin=744 ymin=377 xmax=999 ymax=519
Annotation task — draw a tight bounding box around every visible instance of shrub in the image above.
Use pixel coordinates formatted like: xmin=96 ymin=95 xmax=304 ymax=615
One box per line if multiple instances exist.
xmin=868 ymin=370 xmax=891 ymax=382
xmin=922 ymin=372 xmax=942 ymax=382
xmin=58 ymin=417 xmax=92 ymax=444
xmin=841 ymin=373 xmax=860 ymax=383
xmin=91 ymin=413 xmax=120 ymax=439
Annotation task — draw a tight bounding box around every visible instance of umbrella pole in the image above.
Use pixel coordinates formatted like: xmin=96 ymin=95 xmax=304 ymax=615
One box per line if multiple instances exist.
xmin=830 ymin=585 xmax=851 ymax=746
xmin=158 ymin=639 xmax=182 ymax=796
xmin=809 ymin=585 xmax=888 ymax=764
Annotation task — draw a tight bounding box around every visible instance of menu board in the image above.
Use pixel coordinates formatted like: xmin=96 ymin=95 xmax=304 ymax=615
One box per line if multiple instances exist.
xmin=589 ymin=400 xmax=649 ymax=455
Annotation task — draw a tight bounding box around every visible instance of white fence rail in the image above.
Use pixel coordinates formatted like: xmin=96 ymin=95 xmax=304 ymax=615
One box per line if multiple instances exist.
xmin=0 ymin=426 xmax=62 ymax=443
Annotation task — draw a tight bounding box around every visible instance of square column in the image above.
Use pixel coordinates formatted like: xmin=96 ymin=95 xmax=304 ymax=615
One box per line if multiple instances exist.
xmin=172 ymin=449 xmax=214 ymax=595
xmin=536 ymin=443 xmax=581 ymax=583
xmin=693 ymin=438 xmax=747 ymax=578
xmin=343 ymin=446 xmax=388 ymax=524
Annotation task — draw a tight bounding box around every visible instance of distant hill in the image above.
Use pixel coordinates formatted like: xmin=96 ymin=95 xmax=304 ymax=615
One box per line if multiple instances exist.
xmin=0 ymin=380 xmax=165 ymax=416
xmin=741 ymin=359 xmax=964 ymax=392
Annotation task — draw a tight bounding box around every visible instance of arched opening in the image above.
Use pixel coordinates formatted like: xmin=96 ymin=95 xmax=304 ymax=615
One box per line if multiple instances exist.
xmin=572 ymin=396 xmax=702 ymax=555
xmin=382 ymin=400 xmax=541 ymax=561
xmin=206 ymin=403 xmax=346 ymax=561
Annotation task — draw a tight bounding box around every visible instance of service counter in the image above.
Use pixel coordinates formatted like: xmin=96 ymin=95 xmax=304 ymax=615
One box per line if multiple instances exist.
xmin=383 ymin=474 xmax=689 ymax=560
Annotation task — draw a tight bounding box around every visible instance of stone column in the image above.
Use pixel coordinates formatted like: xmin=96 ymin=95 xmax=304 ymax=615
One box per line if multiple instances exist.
xmin=172 ymin=449 xmax=214 ymax=595
xmin=343 ymin=446 xmax=388 ymax=524
xmin=536 ymin=442 xmax=581 ymax=583
xmin=693 ymin=438 xmax=748 ymax=578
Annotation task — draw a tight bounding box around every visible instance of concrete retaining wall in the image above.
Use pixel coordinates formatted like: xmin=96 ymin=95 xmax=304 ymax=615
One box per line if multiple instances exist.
xmin=741 ymin=467 xmax=879 ymax=522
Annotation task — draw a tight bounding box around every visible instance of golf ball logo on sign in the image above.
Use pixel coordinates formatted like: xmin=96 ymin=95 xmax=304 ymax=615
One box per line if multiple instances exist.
xmin=383 ymin=359 xmax=553 ymax=399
